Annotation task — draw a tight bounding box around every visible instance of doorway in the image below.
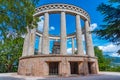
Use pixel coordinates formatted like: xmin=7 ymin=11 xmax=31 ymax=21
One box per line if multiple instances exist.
xmin=70 ymin=62 xmax=78 ymax=74
xmin=49 ymin=62 xmax=59 ymax=75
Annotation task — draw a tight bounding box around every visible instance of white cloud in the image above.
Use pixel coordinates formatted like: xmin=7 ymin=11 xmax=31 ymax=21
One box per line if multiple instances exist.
xmin=84 ymin=50 xmax=86 ymax=54
xmin=67 ymin=48 xmax=77 ymax=54
xmin=110 ymin=53 xmax=120 ymax=57
xmin=98 ymin=43 xmax=120 ymax=53
xmin=69 ymin=42 xmax=72 ymax=44
xmin=82 ymin=35 xmax=85 ymax=41
xmin=21 ymin=34 xmax=25 ymax=38
xmin=67 ymin=48 xmax=86 ymax=54
xmin=37 ymin=16 xmax=55 ymax=32
xmin=74 ymin=35 xmax=85 ymax=41
xmin=40 ymin=16 xmax=44 ymax=20
xmin=98 ymin=43 xmax=120 ymax=57
xmin=37 ymin=16 xmax=44 ymax=32
xmin=49 ymin=50 xmax=52 ymax=53
xmin=67 ymin=48 xmax=72 ymax=54
xmin=50 ymin=26 xmax=55 ymax=31
xmin=90 ymin=23 xmax=98 ymax=31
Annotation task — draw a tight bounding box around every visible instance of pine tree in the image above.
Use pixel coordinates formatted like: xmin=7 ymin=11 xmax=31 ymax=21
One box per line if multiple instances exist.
xmin=95 ymin=0 xmax=120 ymax=45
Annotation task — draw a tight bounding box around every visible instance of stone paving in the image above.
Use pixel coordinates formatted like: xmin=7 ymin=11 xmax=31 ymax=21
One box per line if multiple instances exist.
xmin=0 ymin=72 xmax=120 ymax=80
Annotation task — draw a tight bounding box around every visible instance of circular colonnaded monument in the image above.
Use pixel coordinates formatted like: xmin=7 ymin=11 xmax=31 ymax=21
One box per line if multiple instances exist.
xmin=18 ymin=3 xmax=99 ymax=77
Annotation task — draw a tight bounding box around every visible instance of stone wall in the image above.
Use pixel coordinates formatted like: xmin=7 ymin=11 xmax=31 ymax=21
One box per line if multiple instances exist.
xmin=18 ymin=55 xmax=98 ymax=77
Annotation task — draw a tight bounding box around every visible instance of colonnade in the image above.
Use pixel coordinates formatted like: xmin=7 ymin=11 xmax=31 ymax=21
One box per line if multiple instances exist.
xmin=22 ymin=12 xmax=95 ymax=57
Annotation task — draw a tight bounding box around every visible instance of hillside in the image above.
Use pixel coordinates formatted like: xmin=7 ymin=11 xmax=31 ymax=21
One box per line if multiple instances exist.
xmin=104 ymin=55 xmax=120 ymax=66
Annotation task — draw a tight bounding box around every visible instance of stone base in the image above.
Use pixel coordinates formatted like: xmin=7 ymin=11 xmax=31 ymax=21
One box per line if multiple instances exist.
xmin=18 ymin=55 xmax=99 ymax=77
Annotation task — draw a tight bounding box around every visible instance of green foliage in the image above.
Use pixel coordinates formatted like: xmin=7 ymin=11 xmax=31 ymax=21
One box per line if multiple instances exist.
xmin=0 ymin=37 xmax=23 ymax=72
xmin=0 ymin=0 xmax=40 ymax=72
xmin=94 ymin=0 xmax=120 ymax=45
xmin=74 ymin=50 xmax=77 ymax=54
xmin=94 ymin=46 xmax=111 ymax=71
xmin=109 ymin=66 xmax=120 ymax=72
xmin=94 ymin=46 xmax=120 ymax=72
xmin=0 ymin=0 xmax=39 ymax=38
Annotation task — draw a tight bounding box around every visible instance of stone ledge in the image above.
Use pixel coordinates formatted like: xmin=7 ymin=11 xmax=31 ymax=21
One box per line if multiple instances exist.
xmin=20 ymin=54 xmax=97 ymax=60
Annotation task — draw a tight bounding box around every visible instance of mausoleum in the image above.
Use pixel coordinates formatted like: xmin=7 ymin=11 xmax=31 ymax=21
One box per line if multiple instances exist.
xmin=18 ymin=4 xmax=99 ymax=77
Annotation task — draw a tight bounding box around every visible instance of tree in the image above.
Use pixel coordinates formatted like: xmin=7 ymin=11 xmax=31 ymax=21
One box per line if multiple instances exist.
xmin=0 ymin=37 xmax=23 ymax=72
xmin=94 ymin=0 xmax=120 ymax=45
xmin=0 ymin=0 xmax=40 ymax=72
xmin=94 ymin=46 xmax=111 ymax=71
xmin=117 ymin=50 xmax=120 ymax=55
xmin=0 ymin=0 xmax=39 ymax=38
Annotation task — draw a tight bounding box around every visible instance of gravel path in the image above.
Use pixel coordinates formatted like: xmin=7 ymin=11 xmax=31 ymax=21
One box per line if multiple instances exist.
xmin=0 ymin=72 xmax=120 ymax=80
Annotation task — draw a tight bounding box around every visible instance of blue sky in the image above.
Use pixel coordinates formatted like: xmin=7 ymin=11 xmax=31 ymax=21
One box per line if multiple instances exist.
xmin=35 ymin=0 xmax=120 ymax=57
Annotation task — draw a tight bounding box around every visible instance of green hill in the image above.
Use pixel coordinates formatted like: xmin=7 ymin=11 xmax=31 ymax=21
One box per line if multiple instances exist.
xmin=104 ymin=55 xmax=120 ymax=66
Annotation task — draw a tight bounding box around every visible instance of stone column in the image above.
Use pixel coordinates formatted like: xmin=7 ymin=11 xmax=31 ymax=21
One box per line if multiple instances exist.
xmin=76 ymin=15 xmax=84 ymax=55
xmin=38 ymin=36 xmax=42 ymax=54
xmin=41 ymin=12 xmax=49 ymax=54
xmin=28 ymin=28 xmax=36 ymax=55
xmin=83 ymin=58 xmax=89 ymax=75
xmin=72 ymin=38 xmax=75 ymax=54
xmin=84 ymin=20 xmax=95 ymax=57
xmin=22 ymin=33 xmax=30 ymax=56
xmin=60 ymin=12 xmax=67 ymax=55
xmin=59 ymin=58 xmax=70 ymax=77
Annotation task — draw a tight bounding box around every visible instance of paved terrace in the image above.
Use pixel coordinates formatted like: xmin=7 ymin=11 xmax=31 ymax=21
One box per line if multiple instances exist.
xmin=0 ymin=72 xmax=120 ymax=80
